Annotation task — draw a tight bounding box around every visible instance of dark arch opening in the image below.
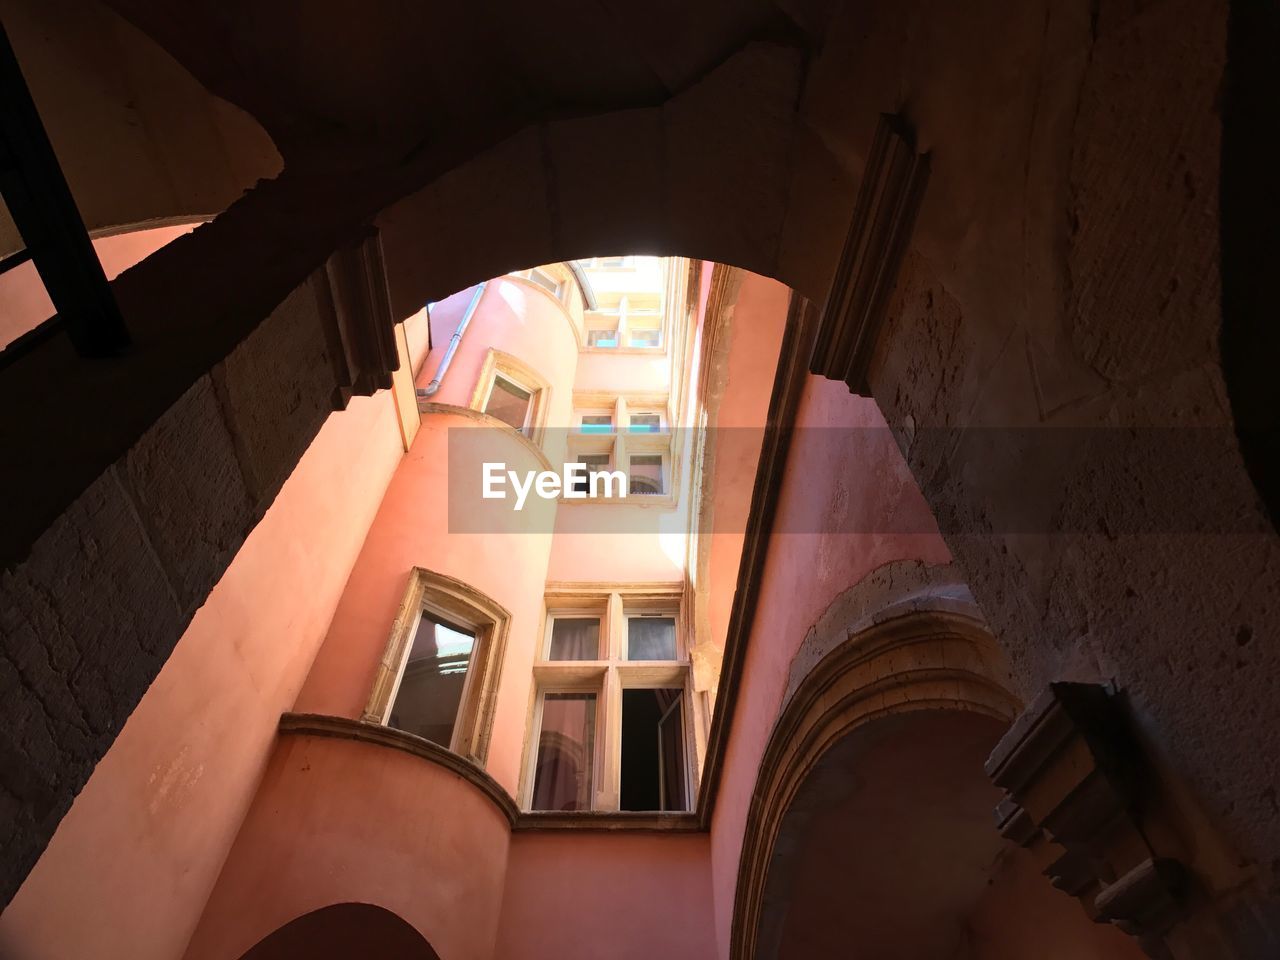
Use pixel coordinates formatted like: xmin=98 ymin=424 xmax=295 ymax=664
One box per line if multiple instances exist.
xmin=235 ymin=903 xmax=440 ymax=960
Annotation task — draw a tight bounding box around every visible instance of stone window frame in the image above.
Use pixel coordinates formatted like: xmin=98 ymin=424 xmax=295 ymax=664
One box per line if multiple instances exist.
xmin=362 ymin=567 xmax=511 ymax=764
xmin=519 ymin=582 xmax=698 ymax=813
xmin=566 ymin=392 xmax=677 ymax=505
xmin=469 ymin=348 xmax=551 ymax=448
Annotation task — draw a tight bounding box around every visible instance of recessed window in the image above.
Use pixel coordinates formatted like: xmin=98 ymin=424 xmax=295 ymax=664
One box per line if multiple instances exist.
xmin=547 ymin=616 xmax=602 ymax=660
xmin=572 ymin=454 xmax=613 ymax=494
xmin=528 ymin=267 xmax=564 ymax=299
xmin=485 ymin=374 xmax=534 ymax=432
xmin=629 ymin=329 xmax=661 ymax=348
xmin=629 ymin=455 xmax=664 ymax=495
xmin=627 ymin=615 xmax=676 ymax=660
xmin=471 ymin=350 xmax=550 ymax=446
xmin=363 ymin=568 xmax=511 ymax=762
xmin=629 ymin=412 xmax=661 ymax=433
xmin=524 ymin=590 xmax=692 ymax=813
xmin=587 ymin=328 xmax=618 ymax=348
xmin=580 ymin=414 xmax=613 ymax=434
xmin=621 ymin=688 xmax=687 ymax=812
xmin=531 ymin=693 xmax=597 ymax=811
xmin=387 ymin=613 xmax=475 ymax=747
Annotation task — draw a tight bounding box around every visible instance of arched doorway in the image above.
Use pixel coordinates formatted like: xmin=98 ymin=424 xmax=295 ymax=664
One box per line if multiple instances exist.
xmin=235 ymin=903 xmax=440 ymax=960
xmin=733 ymin=604 xmax=1143 ymax=959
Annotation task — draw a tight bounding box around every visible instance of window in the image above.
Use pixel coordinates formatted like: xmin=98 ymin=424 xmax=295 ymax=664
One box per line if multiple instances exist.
xmin=363 ymin=568 xmax=511 ymax=763
xmin=629 ymin=412 xmax=662 ymax=433
xmin=571 ymin=454 xmax=613 ymax=494
xmin=629 ymin=455 xmax=665 ymax=495
xmin=471 ymin=349 xmax=550 ymax=446
xmin=525 ymin=588 xmax=693 ymax=813
xmin=629 ymin=328 xmax=661 ymax=348
xmin=485 ymin=374 xmax=534 ymax=432
xmin=580 ymin=414 xmax=613 ymax=434
xmin=587 ymin=327 xmax=618 ymax=348
xmin=528 ymin=267 xmax=563 ymax=299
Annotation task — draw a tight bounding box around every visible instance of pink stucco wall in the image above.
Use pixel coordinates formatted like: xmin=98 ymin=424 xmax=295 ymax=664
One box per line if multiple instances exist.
xmin=0 ymin=222 xmax=195 ymax=349
xmin=183 ymin=734 xmax=511 ymax=960
xmin=0 ymin=388 xmax=406 ymax=960
xmin=707 ymin=376 xmax=953 ymax=959
xmin=494 ymin=833 xmax=717 ymax=960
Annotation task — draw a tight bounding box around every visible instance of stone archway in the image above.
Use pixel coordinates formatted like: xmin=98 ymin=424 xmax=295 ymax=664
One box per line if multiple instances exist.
xmin=730 ymin=574 xmax=1143 ymax=959
xmin=234 ymin=903 xmax=440 ymax=960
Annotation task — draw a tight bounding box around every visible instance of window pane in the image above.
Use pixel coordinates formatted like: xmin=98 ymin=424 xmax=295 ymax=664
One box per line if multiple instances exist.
xmin=529 ymin=268 xmax=561 ymax=297
xmin=548 ymin=617 xmax=600 ymax=660
xmin=587 ymin=329 xmax=617 ymax=348
xmin=629 ymin=455 xmax=663 ymax=495
xmin=388 ymin=612 xmax=475 ymax=747
xmin=629 ymin=329 xmax=661 ymax=348
xmin=580 ymin=414 xmax=613 ymax=434
xmin=620 ymin=688 xmax=687 ymax=812
xmin=531 ymin=693 xmax=596 ymax=811
xmin=628 ymin=616 xmax=676 ymax=660
xmin=572 ymin=454 xmax=611 ymax=494
xmin=486 ymin=376 xmax=532 ymax=431
xmin=629 ymin=413 xmax=661 ymax=433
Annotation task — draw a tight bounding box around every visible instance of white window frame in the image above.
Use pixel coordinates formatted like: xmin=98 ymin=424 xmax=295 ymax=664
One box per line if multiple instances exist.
xmin=470 ymin=349 xmax=551 ymax=446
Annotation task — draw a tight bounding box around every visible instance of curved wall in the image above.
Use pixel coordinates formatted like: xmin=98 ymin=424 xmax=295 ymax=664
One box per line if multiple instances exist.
xmin=297 ymin=273 xmax=580 ymax=795
xmin=182 ymin=733 xmax=511 ymax=960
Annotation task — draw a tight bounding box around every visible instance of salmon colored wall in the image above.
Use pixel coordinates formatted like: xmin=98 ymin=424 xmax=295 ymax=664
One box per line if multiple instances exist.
xmin=965 ymin=849 xmax=1146 ymax=959
xmin=0 ymin=222 xmax=195 ymax=349
xmin=701 ymin=273 xmax=789 ymax=655
xmin=707 ymin=377 xmax=953 ymax=959
xmin=573 ymin=349 xmax=671 ymax=396
xmin=183 ymin=734 xmax=511 ymax=960
xmin=295 ymin=414 xmax=557 ymax=795
xmin=298 ymin=277 xmax=578 ymax=795
xmin=0 ymin=389 xmax=406 ymax=960
xmin=494 ymin=834 xmax=718 ymax=960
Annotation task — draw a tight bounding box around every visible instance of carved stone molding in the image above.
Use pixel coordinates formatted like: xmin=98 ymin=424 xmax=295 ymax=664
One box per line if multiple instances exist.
xmin=315 ymin=228 xmax=399 ymax=409
xmin=810 ymin=114 xmax=930 ymax=394
xmin=731 ymin=608 xmax=1017 ymax=960
xmin=985 ymin=683 xmax=1190 ymax=955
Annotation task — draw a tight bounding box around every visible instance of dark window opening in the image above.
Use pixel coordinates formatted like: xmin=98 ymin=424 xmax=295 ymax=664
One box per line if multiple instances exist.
xmin=620 ymin=688 xmax=687 ymax=812
xmin=573 ymin=454 xmax=611 ymax=493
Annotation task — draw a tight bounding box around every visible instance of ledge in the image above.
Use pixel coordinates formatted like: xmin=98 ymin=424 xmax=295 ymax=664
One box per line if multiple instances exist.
xmin=279 ymin=713 xmax=520 ymax=825
xmin=279 ymin=713 xmax=706 ymax=834
xmin=515 ymin=811 xmax=701 ymax=832
xmin=415 ymin=401 xmax=556 ymax=473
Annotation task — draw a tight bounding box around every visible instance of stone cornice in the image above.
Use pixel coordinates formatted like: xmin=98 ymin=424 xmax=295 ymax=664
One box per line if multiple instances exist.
xmin=810 ymin=114 xmax=929 ymax=394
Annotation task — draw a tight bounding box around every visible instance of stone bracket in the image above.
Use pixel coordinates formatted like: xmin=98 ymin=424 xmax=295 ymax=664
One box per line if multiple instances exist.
xmin=315 ymin=228 xmax=399 ymax=409
xmin=809 ymin=113 xmax=929 ymax=394
xmin=985 ymin=682 xmax=1189 ymax=952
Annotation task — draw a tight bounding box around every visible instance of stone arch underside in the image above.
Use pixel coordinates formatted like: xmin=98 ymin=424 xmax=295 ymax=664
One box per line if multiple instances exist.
xmin=3 ymin=0 xmax=1278 ymax=924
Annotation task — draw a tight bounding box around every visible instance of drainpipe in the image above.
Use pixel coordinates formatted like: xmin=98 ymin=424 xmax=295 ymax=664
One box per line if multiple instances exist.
xmin=418 ymin=281 xmax=487 ymax=398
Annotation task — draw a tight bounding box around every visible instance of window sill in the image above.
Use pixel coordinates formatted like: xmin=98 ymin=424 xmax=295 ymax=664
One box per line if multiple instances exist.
xmin=515 ymin=810 xmax=700 ymax=832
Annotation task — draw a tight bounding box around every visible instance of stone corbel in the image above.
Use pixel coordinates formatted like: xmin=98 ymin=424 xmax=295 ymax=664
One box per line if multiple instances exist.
xmin=315 ymin=227 xmax=399 ymax=409
xmin=810 ymin=113 xmax=930 ymax=395
xmin=985 ymin=682 xmax=1190 ymax=956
